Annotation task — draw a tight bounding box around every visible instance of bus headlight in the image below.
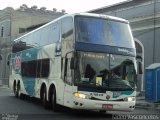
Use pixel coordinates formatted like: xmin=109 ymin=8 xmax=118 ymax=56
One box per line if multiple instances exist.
xmin=124 ymin=97 xmax=136 ymax=101
xmin=73 ymin=92 xmax=90 ymax=99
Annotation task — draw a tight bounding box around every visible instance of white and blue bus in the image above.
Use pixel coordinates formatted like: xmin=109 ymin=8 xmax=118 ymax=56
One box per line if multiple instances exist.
xmin=9 ymin=13 xmax=137 ymax=112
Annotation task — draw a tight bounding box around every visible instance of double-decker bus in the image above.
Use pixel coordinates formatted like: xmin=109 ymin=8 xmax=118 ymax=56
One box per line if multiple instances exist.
xmin=9 ymin=13 xmax=137 ymax=112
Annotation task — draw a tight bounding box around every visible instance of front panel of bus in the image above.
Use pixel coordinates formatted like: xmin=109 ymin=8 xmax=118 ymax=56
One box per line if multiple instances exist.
xmin=70 ymin=15 xmax=137 ymax=111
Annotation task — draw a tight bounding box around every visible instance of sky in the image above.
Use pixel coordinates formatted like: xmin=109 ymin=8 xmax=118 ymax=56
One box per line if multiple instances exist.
xmin=0 ymin=0 xmax=127 ymax=13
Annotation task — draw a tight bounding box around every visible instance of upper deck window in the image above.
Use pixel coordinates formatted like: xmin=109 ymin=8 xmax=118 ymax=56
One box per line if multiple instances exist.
xmin=61 ymin=17 xmax=73 ymax=41
xmin=75 ymin=16 xmax=135 ymax=48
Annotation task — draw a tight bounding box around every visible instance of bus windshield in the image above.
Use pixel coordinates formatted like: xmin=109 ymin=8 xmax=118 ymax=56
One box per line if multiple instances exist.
xmin=75 ymin=52 xmax=137 ymax=90
xmin=75 ymin=16 xmax=134 ymax=48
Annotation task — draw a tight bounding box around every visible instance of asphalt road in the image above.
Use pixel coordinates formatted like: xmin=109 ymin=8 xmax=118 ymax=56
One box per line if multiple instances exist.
xmin=0 ymin=86 xmax=112 ymax=120
xmin=0 ymin=86 xmax=160 ymax=120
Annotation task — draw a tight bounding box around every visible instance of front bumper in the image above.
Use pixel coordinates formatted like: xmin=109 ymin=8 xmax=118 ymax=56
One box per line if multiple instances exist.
xmin=72 ymin=97 xmax=136 ymax=111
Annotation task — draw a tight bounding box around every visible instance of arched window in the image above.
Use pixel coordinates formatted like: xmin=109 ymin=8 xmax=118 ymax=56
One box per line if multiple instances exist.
xmin=135 ymin=41 xmax=142 ymax=54
xmin=1 ymin=27 xmax=4 ymax=37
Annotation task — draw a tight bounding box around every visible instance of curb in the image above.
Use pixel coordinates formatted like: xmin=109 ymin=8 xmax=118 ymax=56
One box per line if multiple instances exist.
xmin=136 ymin=102 xmax=160 ymax=110
xmin=136 ymin=105 xmax=160 ymax=110
xmin=0 ymin=85 xmax=9 ymax=89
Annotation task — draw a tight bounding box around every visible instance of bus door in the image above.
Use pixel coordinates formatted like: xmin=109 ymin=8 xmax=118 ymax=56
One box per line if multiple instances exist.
xmin=63 ymin=53 xmax=73 ymax=107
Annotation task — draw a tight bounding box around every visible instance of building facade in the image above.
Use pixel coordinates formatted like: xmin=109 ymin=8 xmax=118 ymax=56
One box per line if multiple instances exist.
xmin=0 ymin=5 xmax=64 ymax=85
xmin=89 ymin=0 xmax=160 ymax=91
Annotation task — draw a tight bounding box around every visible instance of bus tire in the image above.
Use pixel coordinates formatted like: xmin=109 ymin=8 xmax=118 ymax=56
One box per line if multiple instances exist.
xmin=42 ymin=88 xmax=50 ymax=109
xmin=99 ymin=110 xmax=106 ymax=113
xmin=13 ymin=81 xmax=17 ymax=97
xmin=19 ymin=93 xmax=25 ymax=100
xmin=16 ymin=83 xmax=24 ymax=99
xmin=16 ymin=83 xmax=21 ymax=98
xmin=51 ymin=88 xmax=59 ymax=112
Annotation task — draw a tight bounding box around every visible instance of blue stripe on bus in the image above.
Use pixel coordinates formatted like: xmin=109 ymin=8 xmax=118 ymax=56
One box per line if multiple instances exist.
xmin=75 ymin=42 xmax=136 ymax=57
xmin=113 ymin=91 xmax=134 ymax=98
xmin=12 ymin=48 xmax=41 ymax=74
xmin=21 ymin=48 xmax=40 ymax=62
xmin=22 ymin=77 xmax=35 ymax=96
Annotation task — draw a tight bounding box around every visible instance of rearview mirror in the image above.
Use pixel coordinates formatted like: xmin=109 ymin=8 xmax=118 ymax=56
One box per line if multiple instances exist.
xmin=136 ymin=55 xmax=143 ymax=74
xmin=138 ymin=61 xmax=143 ymax=74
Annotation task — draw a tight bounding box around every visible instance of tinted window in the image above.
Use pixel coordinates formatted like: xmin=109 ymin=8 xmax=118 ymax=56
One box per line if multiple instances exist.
xmin=62 ymin=17 xmax=73 ymax=41
xmin=1 ymin=27 xmax=4 ymax=37
xmin=48 ymin=22 xmax=60 ymax=43
xmin=12 ymin=40 xmax=32 ymax=53
xmin=75 ymin=52 xmax=136 ymax=90
xmin=13 ymin=21 xmax=60 ymax=52
xmin=135 ymin=42 xmax=142 ymax=54
xmin=41 ymin=59 xmax=50 ymax=78
xmin=21 ymin=59 xmax=50 ymax=78
xmin=61 ymin=17 xmax=74 ymax=57
xmin=39 ymin=27 xmax=49 ymax=46
xmin=75 ymin=16 xmax=134 ymax=48
xmin=21 ymin=60 xmax=37 ymax=78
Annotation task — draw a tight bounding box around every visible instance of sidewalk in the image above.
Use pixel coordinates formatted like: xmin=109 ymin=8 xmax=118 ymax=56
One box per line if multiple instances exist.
xmin=136 ymin=94 xmax=160 ymax=110
xmin=0 ymin=84 xmax=9 ymax=89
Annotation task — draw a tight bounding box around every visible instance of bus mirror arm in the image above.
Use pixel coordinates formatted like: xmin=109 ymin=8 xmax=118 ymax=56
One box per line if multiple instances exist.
xmin=65 ymin=50 xmax=75 ymax=69
xmin=70 ymin=57 xmax=75 ymax=69
xmin=64 ymin=57 xmax=68 ymax=82
xmin=136 ymin=56 xmax=143 ymax=74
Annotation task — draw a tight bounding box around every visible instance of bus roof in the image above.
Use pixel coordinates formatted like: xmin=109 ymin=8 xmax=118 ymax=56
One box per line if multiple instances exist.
xmin=13 ymin=13 xmax=129 ymax=42
xmin=73 ymin=13 xmax=129 ymax=23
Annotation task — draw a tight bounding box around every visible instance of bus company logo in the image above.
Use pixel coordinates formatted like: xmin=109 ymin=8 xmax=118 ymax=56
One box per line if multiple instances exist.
xmin=118 ymin=48 xmax=133 ymax=55
xmin=14 ymin=56 xmax=21 ymax=70
xmin=26 ymin=53 xmax=31 ymax=58
xmin=113 ymin=92 xmax=121 ymax=97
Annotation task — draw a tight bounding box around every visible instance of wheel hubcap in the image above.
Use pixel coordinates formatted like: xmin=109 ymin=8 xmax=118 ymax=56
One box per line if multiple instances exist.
xmin=43 ymin=92 xmax=46 ymax=104
xmin=52 ymin=93 xmax=55 ymax=107
xmin=18 ymin=89 xmax=20 ymax=97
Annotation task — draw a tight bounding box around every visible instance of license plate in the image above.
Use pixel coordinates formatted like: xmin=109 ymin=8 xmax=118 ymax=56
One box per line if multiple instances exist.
xmin=102 ymin=104 xmax=113 ymax=109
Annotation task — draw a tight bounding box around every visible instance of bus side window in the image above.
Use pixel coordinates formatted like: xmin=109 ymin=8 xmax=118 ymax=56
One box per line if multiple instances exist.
xmin=67 ymin=59 xmax=72 ymax=85
xmin=36 ymin=60 xmax=41 ymax=78
xmin=61 ymin=17 xmax=74 ymax=58
xmin=64 ymin=58 xmax=72 ymax=85
xmin=64 ymin=58 xmax=68 ymax=79
xmin=61 ymin=17 xmax=73 ymax=41
xmin=41 ymin=59 xmax=50 ymax=78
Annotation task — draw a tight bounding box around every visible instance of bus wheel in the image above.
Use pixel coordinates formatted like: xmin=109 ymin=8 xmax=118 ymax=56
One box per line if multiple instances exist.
xmin=42 ymin=89 xmax=50 ymax=109
xmin=13 ymin=82 xmax=16 ymax=96
xmin=51 ymin=89 xmax=59 ymax=112
xmin=16 ymin=84 xmax=26 ymax=99
xmin=16 ymin=84 xmax=21 ymax=98
xmin=99 ymin=110 xmax=106 ymax=113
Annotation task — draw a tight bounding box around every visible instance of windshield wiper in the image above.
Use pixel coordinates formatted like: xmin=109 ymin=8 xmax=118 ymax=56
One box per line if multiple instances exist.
xmin=89 ymin=82 xmax=102 ymax=86
xmin=109 ymin=84 xmax=134 ymax=90
xmin=121 ymin=84 xmax=134 ymax=90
